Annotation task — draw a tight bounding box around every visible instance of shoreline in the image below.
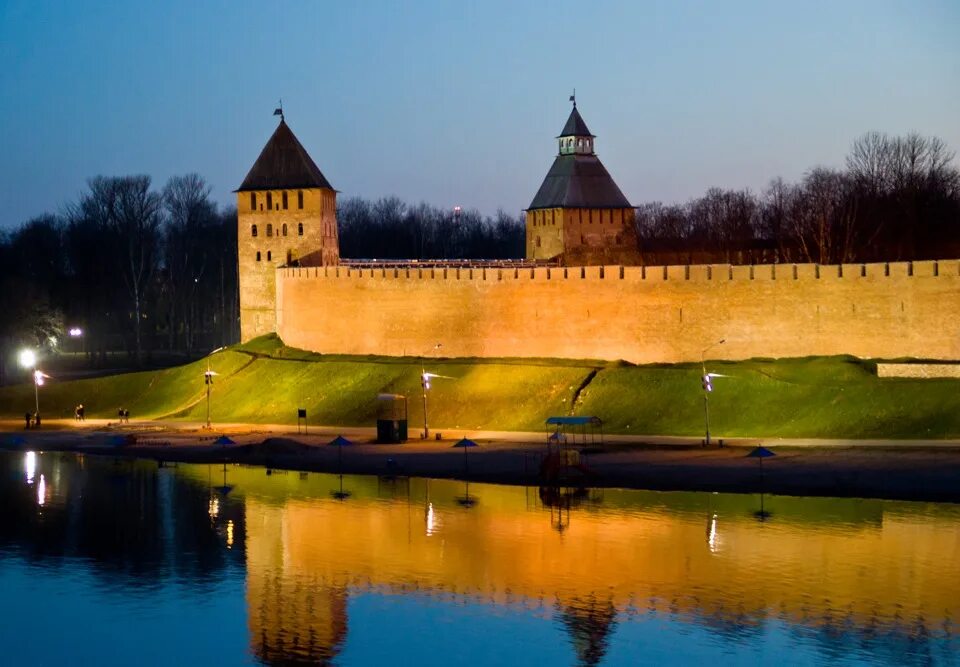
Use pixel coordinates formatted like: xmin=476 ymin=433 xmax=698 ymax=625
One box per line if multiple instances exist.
xmin=3 ymin=420 xmax=960 ymax=503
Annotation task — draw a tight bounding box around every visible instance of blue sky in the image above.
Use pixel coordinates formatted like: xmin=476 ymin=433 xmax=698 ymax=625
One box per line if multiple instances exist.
xmin=1 ymin=0 xmax=958 ymax=227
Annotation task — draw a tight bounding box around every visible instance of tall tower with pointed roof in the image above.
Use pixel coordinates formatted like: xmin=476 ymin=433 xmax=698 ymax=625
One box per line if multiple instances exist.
xmin=236 ymin=117 xmax=339 ymax=342
xmin=526 ymin=101 xmax=639 ymax=264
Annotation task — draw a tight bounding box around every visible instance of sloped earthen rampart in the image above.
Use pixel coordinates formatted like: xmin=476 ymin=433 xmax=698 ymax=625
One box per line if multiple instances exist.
xmin=275 ymin=260 xmax=960 ymax=363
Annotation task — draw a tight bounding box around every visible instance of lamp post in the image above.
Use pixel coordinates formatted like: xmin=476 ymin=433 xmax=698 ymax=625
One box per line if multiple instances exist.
xmin=203 ymin=364 xmax=217 ymax=429
xmin=700 ymin=339 xmax=725 ymax=447
xmin=421 ymin=343 xmax=442 ymax=439
xmin=18 ymin=349 xmax=40 ymax=416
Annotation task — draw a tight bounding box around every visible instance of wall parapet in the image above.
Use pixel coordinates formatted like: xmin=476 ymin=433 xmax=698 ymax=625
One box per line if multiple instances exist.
xmin=277 ymin=259 xmax=960 ymax=284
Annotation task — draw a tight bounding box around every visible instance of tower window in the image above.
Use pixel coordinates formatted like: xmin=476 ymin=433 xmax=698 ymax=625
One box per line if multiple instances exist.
xmin=266 ymin=192 xmax=273 ymax=210
xmin=267 ymin=251 xmax=272 ymax=261
xmin=298 ymin=191 xmax=304 ymax=209
xmin=266 ymin=223 xmax=273 ymax=237
xmin=256 ymin=251 xmax=261 ymax=261
xmin=282 ymin=223 xmax=288 ymax=236
xmin=250 ymin=193 xmax=257 ymax=210
xmin=282 ymin=191 xmax=288 ymax=209
xmin=298 ymin=223 xmax=304 ymax=236
xmin=251 ymin=224 xmax=258 ymax=237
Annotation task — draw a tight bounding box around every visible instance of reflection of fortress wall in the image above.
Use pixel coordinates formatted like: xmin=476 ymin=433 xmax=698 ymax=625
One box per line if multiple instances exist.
xmin=236 ymin=482 xmax=960 ymax=639
xmin=276 ymin=260 xmax=960 ymax=363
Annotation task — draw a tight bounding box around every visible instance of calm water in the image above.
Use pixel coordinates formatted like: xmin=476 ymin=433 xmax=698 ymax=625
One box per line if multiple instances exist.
xmin=1 ymin=451 xmax=958 ymax=666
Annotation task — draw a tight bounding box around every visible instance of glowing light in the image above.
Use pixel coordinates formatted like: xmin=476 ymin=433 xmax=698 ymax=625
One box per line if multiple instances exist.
xmin=226 ymin=520 xmax=235 ymax=548
xmin=426 ymin=502 xmax=438 ymax=536
xmin=208 ymin=496 xmax=220 ymax=518
xmin=33 ymin=370 xmax=45 ymax=386
xmin=24 ymin=451 xmax=36 ymax=484
xmin=708 ymin=513 xmax=719 ymax=553
xmin=37 ymin=474 xmax=46 ymax=506
xmin=18 ymin=349 xmax=36 ymax=368
xmin=68 ymin=328 xmax=83 ymax=337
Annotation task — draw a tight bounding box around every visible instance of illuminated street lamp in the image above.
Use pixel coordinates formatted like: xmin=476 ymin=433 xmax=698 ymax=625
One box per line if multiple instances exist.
xmin=18 ymin=349 xmax=41 ymax=416
xmin=421 ymin=343 xmax=443 ymax=439
xmin=700 ymin=339 xmax=725 ymax=447
xmin=203 ymin=364 xmax=218 ymax=429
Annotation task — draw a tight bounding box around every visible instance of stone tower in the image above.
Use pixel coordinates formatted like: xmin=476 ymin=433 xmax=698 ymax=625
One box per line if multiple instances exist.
xmin=526 ymin=100 xmax=638 ymax=265
xmin=236 ymin=117 xmax=339 ymax=342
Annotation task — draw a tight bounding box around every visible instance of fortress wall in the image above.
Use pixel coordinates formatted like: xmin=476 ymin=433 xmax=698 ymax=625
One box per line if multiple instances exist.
xmin=275 ymin=261 xmax=960 ymax=363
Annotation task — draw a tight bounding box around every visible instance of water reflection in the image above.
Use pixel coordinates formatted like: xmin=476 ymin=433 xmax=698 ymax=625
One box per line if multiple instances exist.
xmin=1 ymin=451 xmax=958 ymax=666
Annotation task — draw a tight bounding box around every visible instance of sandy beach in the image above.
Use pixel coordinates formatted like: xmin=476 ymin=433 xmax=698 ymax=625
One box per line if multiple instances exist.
xmin=3 ymin=418 xmax=959 ymax=503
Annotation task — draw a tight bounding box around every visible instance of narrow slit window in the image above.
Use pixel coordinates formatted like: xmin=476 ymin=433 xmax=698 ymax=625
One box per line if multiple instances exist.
xmin=266 ymin=192 xmax=273 ymax=210
xmin=282 ymin=191 xmax=288 ymax=210
xmin=298 ymin=223 xmax=304 ymax=236
xmin=297 ymin=191 xmax=304 ymax=209
xmin=282 ymin=223 xmax=288 ymax=236
xmin=267 ymin=251 xmax=272 ymax=261
xmin=256 ymin=251 xmax=261 ymax=262
xmin=266 ymin=223 xmax=273 ymax=237
xmin=250 ymin=193 xmax=257 ymax=210
xmin=251 ymin=224 xmax=258 ymax=237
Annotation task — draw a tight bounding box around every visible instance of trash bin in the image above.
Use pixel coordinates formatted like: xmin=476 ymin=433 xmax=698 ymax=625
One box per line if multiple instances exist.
xmin=376 ymin=393 xmax=408 ymax=443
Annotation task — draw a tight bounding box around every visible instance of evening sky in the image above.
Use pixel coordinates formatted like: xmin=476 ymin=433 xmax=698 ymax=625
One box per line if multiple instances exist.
xmin=1 ymin=0 xmax=958 ymax=228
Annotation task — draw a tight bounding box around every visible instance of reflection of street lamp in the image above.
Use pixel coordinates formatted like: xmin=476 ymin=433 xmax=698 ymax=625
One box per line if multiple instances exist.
xmin=203 ymin=364 xmax=218 ymax=429
xmin=700 ymin=339 xmax=725 ymax=447
xmin=421 ymin=343 xmax=442 ymax=439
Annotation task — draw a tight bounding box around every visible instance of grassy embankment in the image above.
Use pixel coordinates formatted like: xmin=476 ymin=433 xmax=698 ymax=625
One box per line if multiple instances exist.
xmin=1 ymin=334 xmax=959 ymax=438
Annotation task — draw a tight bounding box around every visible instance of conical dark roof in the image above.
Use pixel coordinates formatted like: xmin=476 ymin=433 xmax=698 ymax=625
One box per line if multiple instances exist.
xmin=237 ymin=119 xmax=333 ymax=192
xmin=558 ymin=106 xmax=594 ymax=138
xmin=528 ymin=154 xmax=631 ymax=210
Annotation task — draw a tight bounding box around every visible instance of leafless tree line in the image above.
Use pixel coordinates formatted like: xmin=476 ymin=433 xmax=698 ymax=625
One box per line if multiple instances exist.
xmin=337 ymin=196 xmax=525 ymax=260
xmin=0 ymin=174 xmax=238 ymax=379
xmin=637 ymin=132 xmax=960 ymax=265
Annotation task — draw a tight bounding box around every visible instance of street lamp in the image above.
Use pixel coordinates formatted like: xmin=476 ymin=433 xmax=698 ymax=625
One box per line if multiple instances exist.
xmin=421 ymin=343 xmax=442 ymax=439
xmin=700 ymin=339 xmax=725 ymax=447
xmin=18 ymin=349 xmax=41 ymax=417
xmin=203 ymin=364 xmax=218 ymax=429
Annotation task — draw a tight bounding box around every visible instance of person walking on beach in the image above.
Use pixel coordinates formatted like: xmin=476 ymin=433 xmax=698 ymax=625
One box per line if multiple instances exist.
xmin=34 ymin=413 xmax=41 ymax=429
xmin=78 ymin=404 xmax=85 ymax=421
xmin=24 ymin=412 xmax=31 ymax=429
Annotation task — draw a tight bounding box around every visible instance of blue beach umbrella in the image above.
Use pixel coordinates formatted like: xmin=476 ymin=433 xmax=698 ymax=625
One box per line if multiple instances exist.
xmin=328 ymin=435 xmax=354 ymax=499
xmin=214 ymin=435 xmax=236 ymax=446
xmin=746 ymin=445 xmax=776 ymax=459
xmin=452 ymin=438 xmax=479 ymax=506
xmin=747 ymin=445 xmax=775 ymax=520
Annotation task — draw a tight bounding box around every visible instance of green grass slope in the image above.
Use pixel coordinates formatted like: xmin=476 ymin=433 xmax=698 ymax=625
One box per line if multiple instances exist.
xmin=2 ymin=334 xmax=959 ymax=438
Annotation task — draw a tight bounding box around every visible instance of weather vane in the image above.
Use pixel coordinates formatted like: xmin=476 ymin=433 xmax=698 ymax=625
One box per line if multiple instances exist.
xmin=273 ymin=99 xmax=284 ymax=120
xmin=569 ymin=89 xmax=576 ymax=107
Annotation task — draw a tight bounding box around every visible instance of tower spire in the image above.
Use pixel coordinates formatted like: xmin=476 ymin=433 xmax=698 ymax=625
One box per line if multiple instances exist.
xmin=273 ymin=99 xmax=284 ymax=121
xmin=569 ymin=89 xmax=576 ymax=108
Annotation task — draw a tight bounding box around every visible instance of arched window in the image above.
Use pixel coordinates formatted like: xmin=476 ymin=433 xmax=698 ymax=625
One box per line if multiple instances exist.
xmin=267 ymin=251 xmax=272 ymax=261
xmin=297 ymin=191 xmax=304 ymax=209
xmin=251 ymin=224 xmax=258 ymax=237
xmin=250 ymin=193 xmax=257 ymax=210
xmin=282 ymin=191 xmax=288 ymax=210
xmin=256 ymin=251 xmax=261 ymax=261
xmin=282 ymin=223 xmax=288 ymax=236
xmin=298 ymin=222 xmax=304 ymax=236
xmin=266 ymin=192 xmax=273 ymax=210
xmin=266 ymin=223 xmax=273 ymax=237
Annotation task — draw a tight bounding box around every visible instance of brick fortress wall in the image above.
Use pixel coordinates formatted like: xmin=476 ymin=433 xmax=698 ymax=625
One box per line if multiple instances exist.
xmin=274 ymin=259 xmax=960 ymax=363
